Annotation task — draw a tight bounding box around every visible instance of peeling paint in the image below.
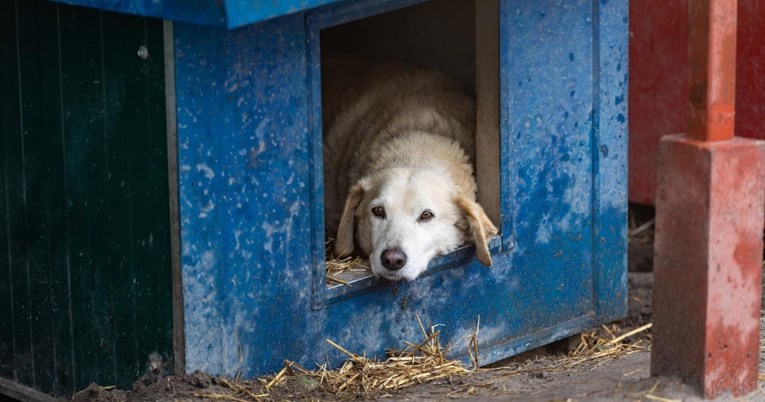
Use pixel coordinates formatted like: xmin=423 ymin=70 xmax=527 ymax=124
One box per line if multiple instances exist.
xmin=196 ymin=163 xmax=215 ymax=179
xmin=172 ymin=0 xmax=628 ymax=379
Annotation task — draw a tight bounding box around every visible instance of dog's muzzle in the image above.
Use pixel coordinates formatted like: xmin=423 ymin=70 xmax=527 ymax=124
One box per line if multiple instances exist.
xmin=380 ymin=248 xmax=407 ymax=271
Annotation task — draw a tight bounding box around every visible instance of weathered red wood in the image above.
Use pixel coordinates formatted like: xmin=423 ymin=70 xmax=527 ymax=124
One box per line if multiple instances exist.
xmin=651 ymin=135 xmax=764 ymax=398
xmin=736 ymin=0 xmax=765 ymax=141
xmin=628 ymin=0 xmax=688 ymax=205
xmin=628 ymin=0 xmax=765 ymax=204
xmin=687 ymin=0 xmax=738 ymax=141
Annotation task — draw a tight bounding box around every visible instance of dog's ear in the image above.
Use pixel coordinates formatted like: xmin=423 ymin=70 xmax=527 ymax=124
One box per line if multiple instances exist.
xmin=335 ymin=183 xmax=365 ymax=257
xmin=455 ymin=195 xmax=498 ymax=266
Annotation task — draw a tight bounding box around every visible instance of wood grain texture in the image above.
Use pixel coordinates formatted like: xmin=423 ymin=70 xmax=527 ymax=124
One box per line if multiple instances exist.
xmin=0 ymin=0 xmax=173 ymax=396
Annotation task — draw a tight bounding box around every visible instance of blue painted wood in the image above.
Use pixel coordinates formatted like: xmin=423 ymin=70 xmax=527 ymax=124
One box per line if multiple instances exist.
xmin=223 ymin=0 xmax=344 ymax=28
xmin=173 ymin=0 xmax=628 ymax=377
xmin=592 ymin=0 xmax=630 ymax=323
xmin=46 ymin=0 xmax=346 ymax=28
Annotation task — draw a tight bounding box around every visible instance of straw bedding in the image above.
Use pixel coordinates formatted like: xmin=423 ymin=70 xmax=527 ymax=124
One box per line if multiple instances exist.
xmin=192 ymin=320 xmax=653 ymax=401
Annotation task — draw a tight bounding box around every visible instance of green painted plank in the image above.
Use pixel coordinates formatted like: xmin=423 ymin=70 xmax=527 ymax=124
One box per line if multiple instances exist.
xmin=15 ymin=0 xmax=58 ymax=392
xmin=87 ymin=11 xmax=120 ymax=385
xmin=59 ymin=5 xmax=172 ymax=389
xmin=0 ymin=0 xmax=35 ymax=388
xmin=124 ymin=17 xmax=173 ymax=380
xmin=0 ymin=0 xmax=173 ymax=394
xmin=95 ymin=13 xmax=173 ymax=385
xmin=0 ymin=3 xmax=14 ymax=380
xmin=99 ymin=11 xmax=143 ymax=385
xmin=57 ymin=6 xmax=114 ymax=388
xmin=36 ymin=2 xmax=76 ymax=395
xmin=139 ymin=19 xmax=173 ymax=374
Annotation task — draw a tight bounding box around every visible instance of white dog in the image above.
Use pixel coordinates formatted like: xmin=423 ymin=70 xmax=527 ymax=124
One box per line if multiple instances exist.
xmin=323 ymin=58 xmax=497 ymax=281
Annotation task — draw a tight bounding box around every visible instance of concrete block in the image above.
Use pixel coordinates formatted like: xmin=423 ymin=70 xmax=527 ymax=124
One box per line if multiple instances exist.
xmin=651 ymin=134 xmax=765 ymax=398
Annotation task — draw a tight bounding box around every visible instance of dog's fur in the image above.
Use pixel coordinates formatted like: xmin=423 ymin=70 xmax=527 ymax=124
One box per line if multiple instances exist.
xmin=323 ymin=58 xmax=497 ymax=281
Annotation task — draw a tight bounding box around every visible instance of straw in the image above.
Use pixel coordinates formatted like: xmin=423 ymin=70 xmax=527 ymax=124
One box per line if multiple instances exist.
xmin=193 ymin=320 xmax=654 ymax=401
xmin=324 ymin=237 xmax=371 ymax=285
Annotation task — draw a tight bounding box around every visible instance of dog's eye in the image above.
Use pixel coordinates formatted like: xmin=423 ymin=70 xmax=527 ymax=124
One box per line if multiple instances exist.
xmin=418 ymin=210 xmax=434 ymax=222
xmin=371 ymin=206 xmax=386 ymax=219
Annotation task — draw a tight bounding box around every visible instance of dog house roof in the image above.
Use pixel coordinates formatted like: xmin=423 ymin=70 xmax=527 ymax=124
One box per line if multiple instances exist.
xmin=47 ymin=0 xmax=346 ymax=28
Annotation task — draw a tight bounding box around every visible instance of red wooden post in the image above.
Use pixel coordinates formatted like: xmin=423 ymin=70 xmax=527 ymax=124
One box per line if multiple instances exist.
xmin=687 ymin=0 xmax=737 ymax=141
xmin=651 ymin=0 xmax=765 ymax=398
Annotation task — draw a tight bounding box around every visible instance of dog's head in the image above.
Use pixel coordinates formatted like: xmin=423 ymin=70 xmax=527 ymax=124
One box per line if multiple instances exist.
xmin=334 ymin=167 xmax=497 ymax=281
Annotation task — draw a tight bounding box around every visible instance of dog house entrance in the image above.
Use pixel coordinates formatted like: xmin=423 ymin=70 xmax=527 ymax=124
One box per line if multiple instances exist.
xmin=312 ymin=0 xmax=502 ymax=298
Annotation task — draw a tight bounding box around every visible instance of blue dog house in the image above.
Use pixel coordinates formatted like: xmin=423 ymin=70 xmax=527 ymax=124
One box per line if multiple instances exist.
xmin=1 ymin=0 xmax=627 ymax=397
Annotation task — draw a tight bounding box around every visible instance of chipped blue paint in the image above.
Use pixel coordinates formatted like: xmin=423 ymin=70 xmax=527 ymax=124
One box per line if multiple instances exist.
xmin=45 ymin=0 xmax=347 ymax=28
xmin=592 ymin=0 xmax=629 ymax=322
xmin=168 ymin=0 xmax=628 ymax=377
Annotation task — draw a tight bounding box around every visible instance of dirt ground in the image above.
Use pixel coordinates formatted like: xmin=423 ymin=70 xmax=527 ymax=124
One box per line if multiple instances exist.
xmin=66 ymin=270 xmax=765 ymax=402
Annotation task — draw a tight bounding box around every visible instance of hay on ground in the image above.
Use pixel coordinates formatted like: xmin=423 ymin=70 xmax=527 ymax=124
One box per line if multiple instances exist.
xmin=309 ymin=317 xmax=471 ymax=393
xmin=483 ymin=322 xmax=653 ymax=381
xmin=193 ymin=321 xmax=654 ymax=401
xmin=324 ymin=237 xmax=371 ymax=285
xmin=194 ymin=316 xmax=469 ymax=401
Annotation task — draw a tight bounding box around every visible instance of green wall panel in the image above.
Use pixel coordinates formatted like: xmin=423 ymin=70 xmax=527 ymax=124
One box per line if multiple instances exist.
xmin=0 ymin=0 xmax=173 ymax=396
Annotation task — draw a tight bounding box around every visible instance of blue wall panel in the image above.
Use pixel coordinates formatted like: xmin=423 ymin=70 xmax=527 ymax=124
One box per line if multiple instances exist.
xmin=173 ymin=15 xmax=315 ymax=373
xmin=47 ymin=0 xmax=347 ymax=27
xmin=173 ymin=0 xmax=628 ymax=378
xmin=499 ymin=0 xmax=597 ymax=327
xmin=592 ymin=0 xmax=630 ymax=322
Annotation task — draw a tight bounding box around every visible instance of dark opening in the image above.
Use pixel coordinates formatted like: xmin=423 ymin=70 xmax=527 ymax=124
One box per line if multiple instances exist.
xmin=319 ymin=0 xmax=499 ymax=288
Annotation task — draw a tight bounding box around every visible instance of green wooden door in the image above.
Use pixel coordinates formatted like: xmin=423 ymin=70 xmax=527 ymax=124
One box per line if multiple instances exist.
xmin=0 ymin=0 xmax=173 ymax=396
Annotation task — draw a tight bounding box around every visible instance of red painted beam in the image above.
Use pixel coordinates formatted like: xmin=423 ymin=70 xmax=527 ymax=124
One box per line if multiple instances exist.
xmin=687 ymin=0 xmax=738 ymax=141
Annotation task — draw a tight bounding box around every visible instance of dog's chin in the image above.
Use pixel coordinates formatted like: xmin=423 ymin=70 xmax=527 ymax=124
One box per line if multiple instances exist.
xmin=376 ymin=272 xmax=408 ymax=282
xmin=371 ymin=264 xmax=428 ymax=282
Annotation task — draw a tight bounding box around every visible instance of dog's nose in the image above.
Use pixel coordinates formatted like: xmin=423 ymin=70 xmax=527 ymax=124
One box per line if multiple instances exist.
xmin=381 ymin=248 xmax=407 ymax=270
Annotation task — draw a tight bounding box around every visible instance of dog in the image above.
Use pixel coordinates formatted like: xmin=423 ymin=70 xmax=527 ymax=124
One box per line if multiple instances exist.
xmin=323 ymin=57 xmax=498 ymax=281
